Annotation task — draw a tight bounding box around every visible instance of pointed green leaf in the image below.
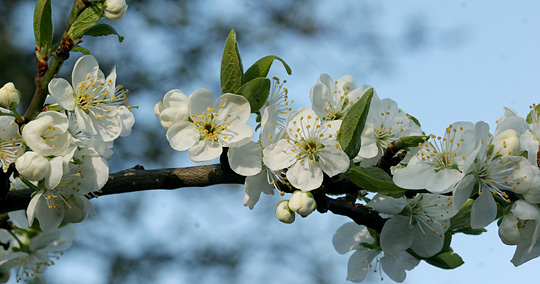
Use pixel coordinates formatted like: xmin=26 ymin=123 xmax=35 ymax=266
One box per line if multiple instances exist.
xmin=72 ymin=45 xmax=91 ymax=55
xmin=220 ymin=30 xmax=243 ymax=94
xmin=344 ymin=166 xmax=406 ymax=198
xmin=410 ymin=115 xmax=421 ymax=127
xmin=70 ymin=3 xmax=103 ymax=39
xmin=243 ymin=55 xmax=292 ymax=84
xmin=236 ymin=77 xmax=271 ymax=113
xmin=424 ymin=250 xmax=464 ymax=269
xmin=393 ymin=136 xmax=429 ymax=151
xmin=83 ymin=24 xmax=124 ymax=43
xmin=337 ymin=88 xmax=374 ymax=159
xmin=34 ymin=0 xmax=53 ymax=48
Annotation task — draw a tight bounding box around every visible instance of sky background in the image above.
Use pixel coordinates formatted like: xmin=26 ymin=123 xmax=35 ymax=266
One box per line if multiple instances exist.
xmin=6 ymin=1 xmax=540 ymax=283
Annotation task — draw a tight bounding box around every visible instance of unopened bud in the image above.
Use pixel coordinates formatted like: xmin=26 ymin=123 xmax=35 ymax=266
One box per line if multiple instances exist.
xmin=289 ymin=190 xmax=317 ymax=217
xmin=0 ymin=82 xmax=20 ymax=110
xmin=15 ymin=151 xmax=50 ymax=181
xmin=104 ymin=0 xmax=128 ymax=21
xmin=492 ymin=129 xmax=520 ymax=156
xmin=275 ymin=200 xmax=295 ymax=224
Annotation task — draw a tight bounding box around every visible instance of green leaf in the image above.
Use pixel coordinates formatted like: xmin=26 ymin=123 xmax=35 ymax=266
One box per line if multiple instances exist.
xmin=83 ymin=24 xmax=124 ymax=43
xmin=236 ymin=77 xmax=271 ymax=113
xmin=424 ymin=250 xmax=464 ymax=270
xmin=70 ymin=3 xmax=104 ymax=39
xmin=220 ymin=30 xmax=243 ymax=94
xmin=34 ymin=0 xmax=53 ymax=48
xmin=337 ymin=88 xmax=374 ymax=159
xmin=72 ymin=45 xmax=91 ymax=55
xmin=344 ymin=166 xmax=406 ymax=198
xmin=393 ymin=136 xmax=429 ymax=151
xmin=525 ymin=104 xmax=540 ymax=124
xmin=456 ymin=227 xmax=487 ymax=235
xmin=243 ymin=55 xmax=292 ymax=84
xmin=409 ymin=115 xmax=421 ymax=127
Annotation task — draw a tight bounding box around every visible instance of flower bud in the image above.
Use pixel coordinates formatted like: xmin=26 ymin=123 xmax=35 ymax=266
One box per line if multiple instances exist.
xmin=104 ymin=0 xmax=128 ymax=21
xmin=492 ymin=129 xmax=520 ymax=156
xmin=15 ymin=151 xmax=50 ymax=181
xmin=275 ymin=200 xmax=295 ymax=224
xmin=289 ymin=190 xmax=317 ymax=217
xmin=0 ymin=82 xmax=20 ymax=110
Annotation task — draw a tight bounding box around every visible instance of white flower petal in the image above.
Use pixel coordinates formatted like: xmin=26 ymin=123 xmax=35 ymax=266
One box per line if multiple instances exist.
xmin=118 ymin=106 xmax=135 ymax=137
xmin=243 ymin=170 xmax=273 ymax=209
xmin=511 ymin=239 xmax=540 ymax=266
xmin=188 ymin=88 xmax=214 ymax=115
xmin=72 ymin=55 xmax=100 ymax=86
xmin=511 ymin=200 xmax=540 ymax=221
xmin=48 ymin=78 xmax=75 ymax=111
xmin=346 ymin=249 xmax=378 ymax=283
xmin=393 ymin=162 xmax=434 ymax=190
xmin=367 ymin=194 xmax=407 ymax=215
xmin=262 ymin=139 xmax=297 ymax=171
xmin=228 ymin=141 xmax=263 ymax=176
xmin=499 ymin=214 xmax=520 ymax=245
xmin=410 ymin=222 xmax=445 ymax=258
xmin=286 ymin=159 xmax=324 ymax=191
xmin=380 ymin=253 xmax=407 ymax=283
xmin=188 ymin=140 xmax=222 ymax=162
xmin=8 ymin=210 xmax=28 ymax=229
xmin=381 ymin=251 xmax=419 ymax=282
xmin=380 ymin=215 xmax=415 ymax=254
xmin=453 ymin=175 xmax=475 ymax=209
xmin=471 ymin=191 xmax=497 ymax=229
xmin=426 ymin=168 xmax=464 ymax=194
xmin=318 ymin=145 xmax=349 ymax=177
xmin=219 ymin=123 xmax=254 ymax=147
xmin=332 ymin=222 xmax=374 ymax=255
xmin=166 ymin=122 xmax=198 ymax=151
xmin=215 ymin=94 xmax=251 ymax=124
xmin=35 ymin=195 xmax=64 ymax=233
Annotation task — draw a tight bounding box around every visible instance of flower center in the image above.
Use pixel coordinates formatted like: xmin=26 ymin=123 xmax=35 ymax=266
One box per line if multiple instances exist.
xmin=192 ymin=107 xmax=228 ymax=142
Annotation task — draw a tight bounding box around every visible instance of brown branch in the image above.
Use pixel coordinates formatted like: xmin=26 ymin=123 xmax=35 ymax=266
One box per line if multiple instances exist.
xmin=312 ymin=191 xmax=386 ymax=233
xmin=0 ymin=162 xmax=387 ymax=233
xmin=0 ymin=163 xmax=245 ymax=214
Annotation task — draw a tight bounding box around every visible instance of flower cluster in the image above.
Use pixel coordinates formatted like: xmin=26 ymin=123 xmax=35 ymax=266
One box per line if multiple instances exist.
xmin=0 ymin=55 xmax=134 ymax=282
xmin=156 ymin=69 xmax=540 ymax=283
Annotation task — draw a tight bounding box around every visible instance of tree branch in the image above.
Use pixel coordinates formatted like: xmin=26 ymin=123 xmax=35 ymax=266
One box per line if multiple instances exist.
xmin=0 ymin=163 xmax=387 ymax=232
xmin=0 ymin=163 xmax=245 ymax=214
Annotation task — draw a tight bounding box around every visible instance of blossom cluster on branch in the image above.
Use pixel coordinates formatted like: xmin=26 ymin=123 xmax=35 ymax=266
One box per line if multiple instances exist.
xmin=1 ymin=0 xmax=540 ymax=283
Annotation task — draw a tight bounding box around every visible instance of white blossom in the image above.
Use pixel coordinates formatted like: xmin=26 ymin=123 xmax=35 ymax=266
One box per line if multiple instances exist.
xmin=22 ymin=111 xmax=71 ymax=157
xmin=332 ymin=222 xmax=420 ymax=283
xmin=310 ymin=74 xmax=371 ymax=121
xmin=354 ymin=93 xmax=423 ymax=165
xmin=498 ymin=200 xmax=540 ymax=266
xmin=165 ymin=89 xmax=253 ymax=162
xmin=263 ymin=107 xmax=349 ymax=191
xmin=0 ymin=224 xmax=76 ymax=282
xmin=288 ymin=190 xmax=317 ymax=217
xmin=0 ymin=82 xmax=20 ymax=110
xmin=154 ymin=89 xmax=189 ymax=130
xmin=0 ymin=116 xmax=24 ymax=172
xmin=393 ymin=121 xmax=487 ymax=194
xmin=104 ymin=0 xmax=128 ymax=21
xmin=48 ymin=55 xmax=134 ymax=142
xmin=368 ymin=193 xmax=456 ymax=258
xmin=275 ymin=200 xmax=295 ymax=224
